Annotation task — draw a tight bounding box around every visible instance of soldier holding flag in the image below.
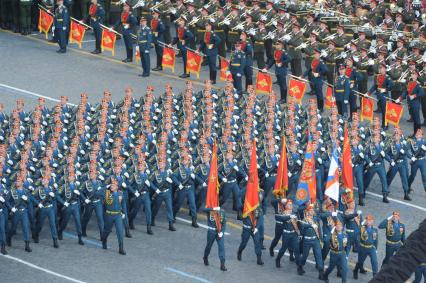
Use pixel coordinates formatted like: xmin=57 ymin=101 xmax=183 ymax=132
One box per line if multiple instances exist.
xmin=86 ymin=0 xmax=105 ymax=54
xmin=114 ymin=2 xmax=137 ymax=63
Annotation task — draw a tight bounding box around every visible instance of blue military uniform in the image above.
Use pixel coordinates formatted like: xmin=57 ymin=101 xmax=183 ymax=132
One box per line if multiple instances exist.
xmin=151 ymin=169 xmax=175 ymax=229
xmin=229 ymin=48 xmax=246 ymax=94
xmin=364 ymin=140 xmax=390 ymax=202
xmin=8 ymin=188 xmax=32 ymax=251
xmin=324 ymin=228 xmax=349 ymax=282
xmin=194 ymin=162 xmax=210 ymax=210
xmin=305 ymin=56 xmax=328 ymax=111
xmin=408 ymin=137 xmax=426 ymax=191
xmin=275 ymin=212 xmax=302 ymax=272
xmin=150 ymin=16 xmax=166 ymax=69
xmin=241 ymin=40 xmax=254 ymax=90
xmin=267 ymin=48 xmax=291 ymax=102
xmin=402 ymin=80 xmax=425 ymax=135
xmin=172 ymin=25 xmax=194 ymax=77
xmin=33 ymin=186 xmax=59 ymax=246
xmin=81 ymin=179 xmax=105 ymax=239
xmin=172 ymin=163 xmax=198 ymax=226
xmin=378 ymin=217 xmax=405 ymax=265
xmin=299 ymin=214 xmax=325 ymax=276
xmin=385 ymin=138 xmax=411 ymax=199
xmin=354 ymin=224 xmax=379 ymax=278
xmin=352 ymin=143 xmax=366 ymax=204
xmin=54 ymin=3 xmax=70 ymax=53
xmin=200 ymin=29 xmax=221 ymax=83
xmin=368 ymin=73 xmax=393 ymax=127
xmin=115 ymin=10 xmax=137 ymax=62
xmin=0 ymin=185 xmax=10 ymax=254
xmin=138 ymin=23 xmax=153 ymax=77
xmin=219 ymin=159 xmax=245 ymax=217
xmin=334 ymin=71 xmax=351 ymax=117
xmin=128 ymin=171 xmax=154 ymax=233
xmin=88 ymin=3 xmax=105 ymax=54
xmin=414 ymin=259 xmax=426 ymax=283
xmin=101 ymin=188 xmax=126 ymax=254
xmin=237 ymin=208 xmax=264 ymax=265
xmin=203 ymin=208 xmax=227 ymax=269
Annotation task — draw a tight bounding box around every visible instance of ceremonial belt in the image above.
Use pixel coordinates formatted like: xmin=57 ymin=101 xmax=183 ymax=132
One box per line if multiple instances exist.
xmin=57 ymin=19 xmax=63 ymax=22
xmin=359 ymin=70 xmax=367 ymax=73
xmin=18 ymin=208 xmax=26 ymax=212
xmin=283 ymin=229 xmax=296 ymax=234
xmin=243 ymin=224 xmax=253 ymax=229
xmin=231 ymin=64 xmax=240 ymax=66
xmin=207 ymin=226 xmax=216 ymax=230
xmin=374 ymin=162 xmax=382 ymax=166
xmin=386 ymin=239 xmax=402 ymax=245
xmin=225 ymin=179 xmax=237 ymax=183
xmin=106 ymin=210 xmax=121 ymax=215
xmin=346 ymin=229 xmax=355 ymax=233
xmin=42 ymin=204 xmax=53 ymax=208
xmin=141 ymin=11 xmax=150 ymax=15
xmin=331 ymin=250 xmax=346 ymax=254
xmin=197 ymin=29 xmax=206 ymax=32
xmin=229 ymin=31 xmax=238 ymax=35
xmin=304 ymin=236 xmax=316 ymax=240
xmin=70 ymin=201 xmax=78 ymax=205
xmin=216 ymin=30 xmax=224 ymax=32
xmin=360 ymin=243 xmax=374 ymax=248
xmin=275 ymin=221 xmax=283 ymax=225
xmin=418 ymin=156 xmax=426 ymax=160
xmin=255 ymin=41 xmax=264 ymax=44
xmin=159 ymin=189 xmax=169 ymax=193
xmin=336 ymin=47 xmax=344 ymax=51
xmin=335 ymin=89 xmax=344 ymax=93
xmin=92 ymin=199 xmax=101 ymax=203
xmin=269 ymin=173 xmax=277 ymax=177
xmin=396 ymin=159 xmax=405 ymax=163
xmin=139 ymin=40 xmax=148 ymax=43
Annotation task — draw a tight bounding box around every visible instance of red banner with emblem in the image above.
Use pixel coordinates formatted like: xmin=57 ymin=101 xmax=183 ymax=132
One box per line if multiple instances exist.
xmin=219 ymin=57 xmax=232 ymax=82
xmin=273 ymin=136 xmax=288 ymax=198
xmin=135 ymin=47 xmax=141 ymax=62
xmin=243 ymin=140 xmax=260 ymax=218
xmin=186 ymin=50 xmax=202 ymax=78
xmin=162 ymin=47 xmax=176 ymax=73
xmin=38 ymin=9 xmax=54 ymax=39
xmin=361 ymin=97 xmax=374 ymax=122
xmin=385 ymin=101 xmax=404 ymax=126
xmin=325 ymin=85 xmax=336 ymax=109
xmin=288 ymin=78 xmax=307 ymax=104
xmin=255 ymin=72 xmax=272 ymax=94
xmin=101 ymin=28 xmax=117 ymax=56
xmin=69 ymin=20 xmax=86 ymax=48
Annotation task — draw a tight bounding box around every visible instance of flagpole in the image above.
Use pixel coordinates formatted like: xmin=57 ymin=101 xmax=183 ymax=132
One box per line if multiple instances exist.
xmin=38 ymin=4 xmax=54 ymax=16
xmin=70 ymin=17 xmax=92 ymax=30
xmin=250 ymin=66 xmax=274 ymax=76
xmin=288 ymin=74 xmax=310 ymax=84
xmin=185 ymin=46 xmax=206 ymax=57
xmin=157 ymin=41 xmax=179 ymax=52
xmin=99 ymin=24 xmax=122 ymax=37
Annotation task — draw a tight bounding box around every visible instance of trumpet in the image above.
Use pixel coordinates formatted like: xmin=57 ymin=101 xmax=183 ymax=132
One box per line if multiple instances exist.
xmin=385 ymin=48 xmax=399 ymax=61
xmin=218 ymin=14 xmax=233 ymax=26
xmin=323 ymin=33 xmax=337 ymax=42
xmin=295 ymin=40 xmax=311 ymax=50
xmin=132 ymin=0 xmax=146 ymax=9
xmin=240 ymin=7 xmax=255 ymax=19
xmin=188 ymin=15 xmax=201 ymax=26
xmin=263 ymin=30 xmax=276 ymax=41
xmin=397 ymin=69 xmax=410 ymax=83
xmin=113 ymin=0 xmax=126 ymax=5
xmin=151 ymin=0 xmax=165 ymax=10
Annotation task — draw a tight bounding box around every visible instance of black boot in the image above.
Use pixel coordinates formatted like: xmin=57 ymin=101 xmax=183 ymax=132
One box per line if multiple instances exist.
xmin=147 ymin=225 xmax=153 ymax=235
xmin=359 ymin=196 xmax=365 ymax=206
xmin=151 ymin=218 xmax=156 ymax=226
xmin=119 ymin=243 xmax=126 ymax=255
xmin=382 ymin=193 xmax=389 ymax=203
xmin=78 ymin=235 xmax=84 ymax=245
xmin=318 ymin=269 xmax=325 ymax=280
xmin=203 ymin=256 xmax=209 ymax=266
xmin=102 ymin=237 xmax=107 ymax=249
xmin=260 ymin=240 xmax=266 ymax=250
xmin=125 ymin=227 xmax=132 ymax=238
xmin=337 ymin=268 xmax=342 ymax=277
xmin=6 ymin=236 xmax=11 ymax=247
xmin=1 ymin=244 xmax=7 ymax=255
xmin=269 ymin=246 xmax=274 ymax=257
xmin=220 ymin=260 xmax=227 ymax=271
xmin=82 ymin=230 xmax=87 ymax=237
xmin=289 ymin=252 xmax=295 ymax=262
xmin=53 ymin=238 xmax=59 ymax=248
xmin=33 ymin=234 xmax=39 ymax=243
xmin=353 ymin=264 xmax=359 ymax=279
xmin=129 ymin=220 xmax=135 ymax=230
xmin=323 ymin=272 xmax=329 ymax=283
xmin=404 ymin=192 xmax=412 ymax=201
xmin=58 ymin=230 xmax=63 ymax=240
xmin=237 ymin=211 xmax=242 ymax=220
xmin=275 ymin=256 xmax=281 ymax=268
xmin=237 ymin=249 xmax=242 ymax=261
xmin=297 ymin=265 xmax=305 ymax=275
xmin=359 ymin=266 xmax=367 ymax=274
xmin=169 ymin=221 xmax=176 ymax=231
xmin=256 ymin=254 xmax=264 ymax=265
xmin=192 ymin=217 xmax=199 ymax=228
xmin=25 ymin=241 xmax=32 ymax=252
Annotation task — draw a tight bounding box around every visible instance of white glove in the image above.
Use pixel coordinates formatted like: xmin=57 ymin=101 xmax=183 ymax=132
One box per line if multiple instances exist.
xmin=218 ymin=232 xmax=224 ymax=238
xmin=321 ymin=50 xmax=328 ymax=58
xmin=236 ymin=73 xmax=242 ymax=77
xmin=253 ymin=228 xmax=258 ymax=234
xmin=179 ymin=184 xmax=184 ymax=189
xmin=222 ymin=177 xmax=228 ymax=183
xmin=64 ymin=202 xmax=69 ymax=207
xmin=296 ymin=160 xmax=302 ymax=166
xmin=288 ymin=172 xmax=292 ymax=177
xmin=411 ymin=157 xmax=417 ymax=162
xmin=122 ymin=213 xmax=126 ymax=219
xmin=0 ymin=196 xmax=4 ymax=203
xmin=380 ymin=151 xmax=385 ymax=157
xmin=395 ymin=98 xmax=401 ymax=103
xmin=224 ymin=19 xmax=230 ymax=25
xmin=166 ymin=177 xmax=173 ymax=183
xmin=332 ymin=212 xmax=338 ymax=217
xmin=155 ymin=189 xmax=161 ymax=194
xmin=144 ymin=180 xmax=151 ymax=186
xmin=301 ymin=43 xmax=307 ymax=49
xmin=368 ymin=58 xmax=375 ymax=66
xmin=38 ymin=203 xmax=44 ymax=208
xmin=49 ymin=192 xmax=55 ymax=197
xmin=74 ymin=189 xmax=80 ymax=195
xmin=317 ymin=158 xmax=323 ymax=164
xmin=422 ymin=145 xmax=426 ymax=151
xmin=313 ymin=72 xmax=319 ymax=78
xmin=290 ymin=214 xmax=297 ymax=219
xmin=344 ymin=100 xmax=349 ymax=104
xmin=357 ymin=210 xmax=362 ymax=215
xmin=401 ymin=79 xmax=407 ymax=84
xmin=265 ymin=172 xmax=270 ymax=178
xmin=312 ymin=223 xmax=318 ymax=229
xmin=400 ymin=149 xmax=405 ymax=154
xmin=359 ymin=152 xmax=364 ymax=158
xmin=387 ymin=215 xmax=393 ymax=221
xmin=22 ymin=195 xmax=28 ymax=201
xmin=134 ymin=191 xmax=140 ymax=197
xmin=12 ymin=207 xmax=17 ymax=213
xmin=213 ymin=207 xmax=220 ymax=211
xmin=85 ymin=199 xmax=91 ymax=204
xmin=391 ymin=161 xmax=396 ymax=166
xmin=233 ymin=165 xmax=239 ymax=172
xmin=284 ymin=34 xmax=291 ymax=41
xmin=341 ymin=52 xmax=347 ymax=59
xmin=62 ymin=26 xmax=66 ymax=31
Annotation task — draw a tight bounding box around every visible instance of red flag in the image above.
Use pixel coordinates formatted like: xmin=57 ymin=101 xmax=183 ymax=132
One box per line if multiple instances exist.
xmin=385 ymin=101 xmax=404 ymax=126
xmin=273 ymin=136 xmax=288 ymax=198
xmin=38 ymin=9 xmax=54 ymax=39
xmin=288 ymin=78 xmax=307 ymax=104
xmin=361 ymin=97 xmax=374 ymax=122
xmin=243 ymin=140 xmax=260 ymax=218
xmin=135 ymin=47 xmax=141 ymax=62
xmin=295 ymin=137 xmax=316 ymax=205
xmin=325 ymin=85 xmax=336 ymax=109
xmin=255 ymin=72 xmax=272 ymax=94
xmin=205 ymin=142 xmax=219 ymax=209
xmin=101 ymin=28 xmax=117 ymax=56
xmin=186 ymin=50 xmax=202 ymax=78
xmin=162 ymin=46 xmax=176 ymax=73
xmin=342 ymin=125 xmax=353 ymax=192
xmin=69 ymin=20 xmax=86 ymax=48
xmin=220 ymin=57 xmax=232 ymax=82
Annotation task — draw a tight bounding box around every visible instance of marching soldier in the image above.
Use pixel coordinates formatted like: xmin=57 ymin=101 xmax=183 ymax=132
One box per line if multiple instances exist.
xmin=151 ymin=9 xmax=165 ymax=71
xmin=114 ymin=2 xmax=137 ymax=63
xmin=334 ymin=65 xmax=350 ymax=117
xmin=408 ymin=129 xmax=426 ymax=192
xmin=101 ymin=179 xmax=126 ymax=255
xmin=324 ymin=218 xmax=349 ymax=283
xmin=87 ymin=0 xmax=105 ymax=55
xmin=378 ymin=211 xmax=405 ymax=265
xmin=172 ymin=17 xmax=193 ymax=78
xmin=53 ymin=0 xmax=69 ymax=53
xmin=137 ymin=17 xmax=153 ymax=77
xmin=353 ymin=214 xmax=379 ymax=279
xmin=203 ymin=206 xmax=227 ymax=271
xmin=368 ymin=63 xmax=393 ymax=128
xmin=305 ymin=49 xmax=328 ymax=112
xmin=229 ymin=42 xmax=245 ymax=94
xmin=351 ymin=136 xmax=367 ymax=205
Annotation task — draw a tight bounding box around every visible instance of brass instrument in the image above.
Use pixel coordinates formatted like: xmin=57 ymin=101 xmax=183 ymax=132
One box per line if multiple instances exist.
xmin=262 ymin=30 xmax=276 ymax=41
xmin=240 ymin=6 xmax=255 ymax=19
xmin=397 ymin=69 xmax=410 ymax=83
xmin=132 ymin=0 xmax=147 ymax=9
xmin=218 ymin=14 xmax=233 ymax=26
xmin=198 ymin=2 xmax=212 ymax=12
xmin=323 ymin=33 xmax=337 ymax=42
xmin=113 ymin=0 xmax=127 ymax=6
xmin=188 ymin=15 xmax=201 ymax=26
xmin=151 ymin=0 xmax=165 ymax=10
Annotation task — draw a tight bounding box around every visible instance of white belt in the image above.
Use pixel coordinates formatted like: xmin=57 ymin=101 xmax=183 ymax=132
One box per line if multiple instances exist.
xmin=304 ymin=236 xmax=316 ymax=240
xmin=243 ymin=225 xmax=252 ymax=229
